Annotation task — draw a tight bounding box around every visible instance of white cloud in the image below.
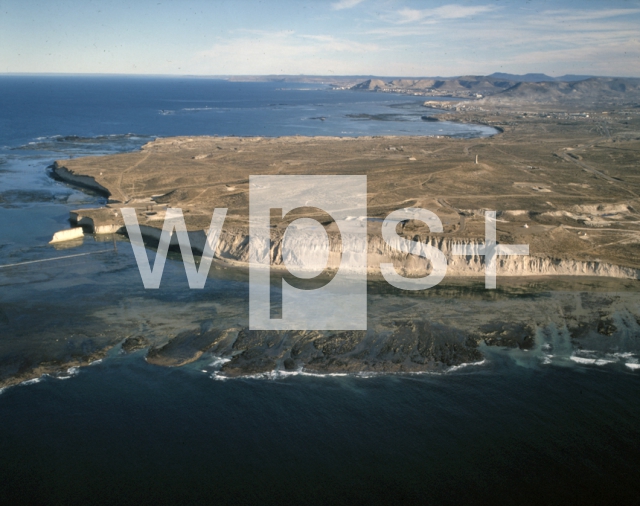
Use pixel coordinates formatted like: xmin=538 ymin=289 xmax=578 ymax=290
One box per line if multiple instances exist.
xmin=345 ymin=5 xmax=640 ymax=77
xmin=497 ymin=38 xmax=640 ymax=75
xmin=395 ymin=8 xmax=428 ymax=24
xmin=190 ymin=4 xmax=640 ymax=76
xmin=192 ymin=31 xmax=384 ymax=74
xmin=300 ymin=34 xmax=377 ymax=52
xmin=536 ymin=8 xmax=640 ymax=22
xmin=395 ymin=4 xmax=497 ymax=24
xmin=331 ymin=0 xmax=365 ymax=11
xmin=185 ymin=5 xmax=640 ymax=77
xmin=432 ymin=4 xmax=497 ymax=19
xmin=3 ymin=0 xmax=640 ymax=77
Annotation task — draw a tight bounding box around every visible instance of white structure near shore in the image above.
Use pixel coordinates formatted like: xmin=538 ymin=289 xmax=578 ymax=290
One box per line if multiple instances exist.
xmin=49 ymin=227 xmax=84 ymax=244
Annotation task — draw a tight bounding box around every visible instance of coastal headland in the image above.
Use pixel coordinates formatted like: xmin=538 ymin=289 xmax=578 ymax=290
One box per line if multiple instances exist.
xmin=53 ymin=109 xmax=640 ymax=277
xmin=17 ymin=103 xmax=635 ymax=383
xmin=2 ymin=100 xmax=637 ymax=388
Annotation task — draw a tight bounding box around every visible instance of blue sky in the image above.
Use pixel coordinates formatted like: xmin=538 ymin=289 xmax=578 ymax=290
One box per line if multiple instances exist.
xmin=1 ymin=0 xmax=639 ymax=76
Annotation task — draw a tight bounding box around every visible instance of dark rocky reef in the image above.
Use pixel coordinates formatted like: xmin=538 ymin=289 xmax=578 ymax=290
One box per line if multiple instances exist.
xmin=141 ymin=320 xmax=484 ymax=377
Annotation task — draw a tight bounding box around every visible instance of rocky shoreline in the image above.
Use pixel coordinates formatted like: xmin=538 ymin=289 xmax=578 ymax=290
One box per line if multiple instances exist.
xmin=4 ymin=277 xmax=639 ymax=389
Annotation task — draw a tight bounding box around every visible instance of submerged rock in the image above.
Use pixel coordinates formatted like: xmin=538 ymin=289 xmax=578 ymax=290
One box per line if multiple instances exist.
xmin=121 ymin=336 xmax=150 ymax=353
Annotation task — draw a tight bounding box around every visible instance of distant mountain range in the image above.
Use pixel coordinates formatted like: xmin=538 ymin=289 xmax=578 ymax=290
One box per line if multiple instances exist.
xmin=482 ymin=77 xmax=640 ymax=105
xmin=352 ymin=76 xmax=515 ymax=95
xmin=349 ymin=75 xmax=640 ymax=105
xmin=225 ymin=73 xmax=605 ymax=84
xmin=487 ymin=73 xmax=598 ymax=82
xmin=219 ymin=73 xmax=640 ymax=106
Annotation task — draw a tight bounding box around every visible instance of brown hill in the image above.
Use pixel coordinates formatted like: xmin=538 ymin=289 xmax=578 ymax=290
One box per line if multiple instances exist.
xmin=353 ymin=75 xmax=515 ymax=96
xmin=351 ymin=75 xmax=640 ymax=105
xmin=483 ymin=78 xmax=640 ymax=105
xmin=351 ymin=79 xmax=387 ymax=90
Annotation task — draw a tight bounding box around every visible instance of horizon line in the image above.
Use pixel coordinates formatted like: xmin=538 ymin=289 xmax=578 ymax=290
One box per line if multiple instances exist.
xmin=0 ymin=71 xmax=630 ymax=79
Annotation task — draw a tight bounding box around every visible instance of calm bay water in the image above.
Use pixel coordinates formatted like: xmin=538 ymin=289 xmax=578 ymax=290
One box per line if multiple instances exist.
xmin=0 ymin=76 xmax=639 ymax=504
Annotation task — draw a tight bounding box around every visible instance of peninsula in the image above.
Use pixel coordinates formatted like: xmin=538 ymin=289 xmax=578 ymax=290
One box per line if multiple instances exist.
xmin=54 ymin=110 xmax=640 ymax=277
xmin=2 ymin=84 xmax=640 ymax=388
xmin=30 ymin=101 xmax=640 ymax=381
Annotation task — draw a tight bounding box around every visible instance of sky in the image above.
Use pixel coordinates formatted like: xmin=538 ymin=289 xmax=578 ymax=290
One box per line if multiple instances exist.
xmin=1 ymin=0 xmax=639 ymax=77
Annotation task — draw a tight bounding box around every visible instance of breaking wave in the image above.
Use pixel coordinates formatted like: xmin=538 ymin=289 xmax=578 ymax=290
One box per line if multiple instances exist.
xmin=206 ymin=357 xmax=487 ymax=381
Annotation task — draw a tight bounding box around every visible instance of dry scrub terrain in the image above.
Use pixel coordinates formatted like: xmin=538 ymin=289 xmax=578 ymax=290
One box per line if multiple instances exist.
xmin=56 ymin=109 xmax=640 ymax=270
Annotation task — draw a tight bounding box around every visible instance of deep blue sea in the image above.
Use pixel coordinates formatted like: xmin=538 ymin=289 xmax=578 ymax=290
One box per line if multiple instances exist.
xmin=0 ymin=76 xmax=639 ymax=505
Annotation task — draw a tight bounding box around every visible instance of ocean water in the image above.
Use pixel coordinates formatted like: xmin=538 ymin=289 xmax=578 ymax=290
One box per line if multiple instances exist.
xmin=0 ymin=75 xmax=495 ymax=146
xmin=0 ymin=76 xmax=639 ymax=504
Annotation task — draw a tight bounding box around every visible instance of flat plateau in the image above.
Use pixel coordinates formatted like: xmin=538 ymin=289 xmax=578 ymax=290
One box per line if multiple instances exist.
xmin=54 ymin=109 xmax=640 ymax=274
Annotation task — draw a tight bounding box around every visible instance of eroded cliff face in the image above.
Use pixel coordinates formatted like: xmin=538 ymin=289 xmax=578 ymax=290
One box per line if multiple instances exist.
xmin=58 ymin=206 xmax=640 ymax=280
xmin=52 ymin=162 xmax=111 ymax=197
xmin=53 ymin=164 xmax=639 ymax=280
xmin=213 ymin=231 xmax=640 ymax=280
xmin=129 ymin=225 xmax=635 ymax=280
